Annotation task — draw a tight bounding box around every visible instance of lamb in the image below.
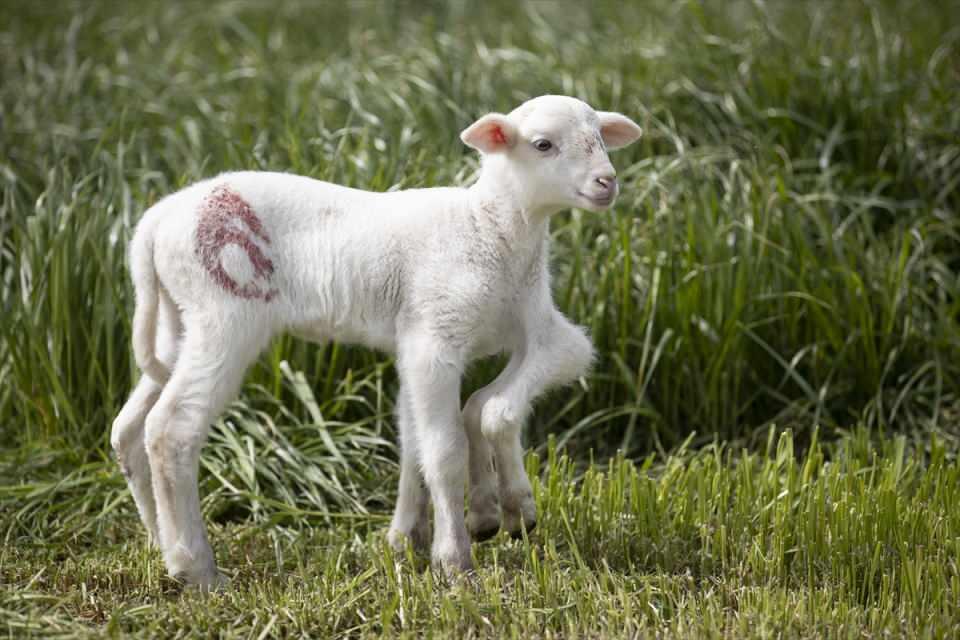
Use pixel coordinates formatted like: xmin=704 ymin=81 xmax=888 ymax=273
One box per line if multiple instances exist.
xmin=110 ymin=94 xmax=642 ymax=589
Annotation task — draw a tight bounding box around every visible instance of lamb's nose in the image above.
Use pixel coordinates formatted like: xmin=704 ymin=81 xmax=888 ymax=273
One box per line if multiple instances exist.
xmin=595 ymin=175 xmax=617 ymax=192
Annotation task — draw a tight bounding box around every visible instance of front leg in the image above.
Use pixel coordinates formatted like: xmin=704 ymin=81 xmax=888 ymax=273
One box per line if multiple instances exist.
xmin=397 ymin=332 xmax=472 ymax=575
xmin=462 ymin=356 xmax=522 ymax=541
xmin=481 ymin=312 xmax=594 ymax=536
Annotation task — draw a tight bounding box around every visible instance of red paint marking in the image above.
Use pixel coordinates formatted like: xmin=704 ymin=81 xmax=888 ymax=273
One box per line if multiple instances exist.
xmin=491 ymin=125 xmax=507 ymax=146
xmin=195 ymin=184 xmax=279 ymax=302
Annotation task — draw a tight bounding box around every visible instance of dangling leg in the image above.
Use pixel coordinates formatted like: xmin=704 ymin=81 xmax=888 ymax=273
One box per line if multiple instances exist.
xmin=111 ymin=288 xmax=182 ymax=544
xmin=144 ymin=314 xmax=268 ymax=589
xmin=387 ymin=384 xmax=431 ymax=552
xmin=398 ymin=332 xmax=471 ymax=575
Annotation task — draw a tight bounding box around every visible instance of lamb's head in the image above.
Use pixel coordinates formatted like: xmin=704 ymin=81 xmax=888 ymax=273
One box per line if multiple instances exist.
xmin=462 ymin=95 xmax=642 ymax=214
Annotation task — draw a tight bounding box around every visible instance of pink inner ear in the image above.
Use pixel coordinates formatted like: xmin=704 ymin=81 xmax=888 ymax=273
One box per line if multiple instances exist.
xmin=490 ymin=126 xmax=506 ymax=146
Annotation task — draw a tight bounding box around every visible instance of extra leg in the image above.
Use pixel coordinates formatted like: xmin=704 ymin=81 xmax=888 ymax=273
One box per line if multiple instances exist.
xmin=398 ymin=333 xmax=471 ymax=575
xmin=387 ymin=385 xmax=431 ymax=553
xmin=481 ymin=314 xmax=593 ymax=536
xmin=143 ymin=315 xmax=268 ymax=590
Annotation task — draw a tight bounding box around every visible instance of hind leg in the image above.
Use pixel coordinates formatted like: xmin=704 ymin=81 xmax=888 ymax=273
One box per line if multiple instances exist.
xmin=144 ymin=316 xmax=268 ymax=589
xmin=112 ymin=377 xmax=163 ymax=543
xmin=112 ymin=289 xmax=182 ymax=544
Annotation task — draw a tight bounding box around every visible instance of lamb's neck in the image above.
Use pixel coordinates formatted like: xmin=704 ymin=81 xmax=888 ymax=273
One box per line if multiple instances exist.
xmin=467 ymin=190 xmax=548 ymax=260
xmin=466 ymin=167 xmax=559 ymax=251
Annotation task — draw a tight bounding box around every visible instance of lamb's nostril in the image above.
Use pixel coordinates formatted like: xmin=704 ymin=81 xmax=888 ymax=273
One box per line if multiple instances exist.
xmin=595 ymin=175 xmax=617 ymax=192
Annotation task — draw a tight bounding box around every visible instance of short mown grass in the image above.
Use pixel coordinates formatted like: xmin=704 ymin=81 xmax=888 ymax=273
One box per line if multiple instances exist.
xmin=2 ymin=0 xmax=959 ymax=637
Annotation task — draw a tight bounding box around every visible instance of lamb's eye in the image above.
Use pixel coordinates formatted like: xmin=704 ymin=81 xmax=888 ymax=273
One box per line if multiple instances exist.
xmin=533 ymin=139 xmax=553 ymax=152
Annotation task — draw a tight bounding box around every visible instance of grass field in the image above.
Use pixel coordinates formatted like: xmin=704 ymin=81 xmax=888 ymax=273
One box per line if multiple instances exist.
xmin=2 ymin=0 xmax=959 ymax=637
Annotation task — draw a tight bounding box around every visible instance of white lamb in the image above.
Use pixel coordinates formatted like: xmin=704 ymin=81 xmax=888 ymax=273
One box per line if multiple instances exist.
xmin=110 ymin=94 xmax=641 ymax=589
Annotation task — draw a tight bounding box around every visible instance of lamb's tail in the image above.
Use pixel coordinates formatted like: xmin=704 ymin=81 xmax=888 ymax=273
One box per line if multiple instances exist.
xmin=130 ymin=219 xmax=171 ymax=384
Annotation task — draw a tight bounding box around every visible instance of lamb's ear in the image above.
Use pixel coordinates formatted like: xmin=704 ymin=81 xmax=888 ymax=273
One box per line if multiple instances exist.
xmin=598 ymin=112 xmax=642 ymax=150
xmin=460 ymin=113 xmax=518 ymax=153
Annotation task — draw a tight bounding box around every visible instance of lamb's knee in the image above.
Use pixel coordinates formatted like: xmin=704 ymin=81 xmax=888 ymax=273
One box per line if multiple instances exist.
xmin=112 ymin=381 xmax=162 ymax=460
xmin=143 ymin=407 xmax=171 ymax=474
xmin=112 ymin=410 xmax=149 ymax=474
xmin=144 ymin=403 xmax=201 ymax=478
xmin=555 ymin=323 xmax=594 ymax=384
xmin=111 ymin=415 xmax=130 ymax=456
xmin=480 ymin=395 xmax=525 ymax=443
xmin=111 ymin=416 xmax=137 ymax=473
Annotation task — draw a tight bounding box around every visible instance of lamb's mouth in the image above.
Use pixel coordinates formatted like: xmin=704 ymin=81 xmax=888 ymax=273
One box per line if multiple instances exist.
xmin=576 ymin=191 xmax=615 ymax=208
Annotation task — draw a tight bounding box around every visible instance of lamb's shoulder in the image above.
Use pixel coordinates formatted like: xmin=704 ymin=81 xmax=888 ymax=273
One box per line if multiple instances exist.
xmin=402 ymin=234 xmax=548 ymax=358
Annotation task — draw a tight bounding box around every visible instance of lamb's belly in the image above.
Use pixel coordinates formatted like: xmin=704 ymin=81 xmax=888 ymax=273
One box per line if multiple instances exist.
xmin=330 ymin=315 xmax=397 ymax=353
xmin=290 ymin=313 xmax=396 ymax=353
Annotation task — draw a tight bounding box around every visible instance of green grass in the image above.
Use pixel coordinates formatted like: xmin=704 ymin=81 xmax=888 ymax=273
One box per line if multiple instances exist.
xmin=2 ymin=0 xmax=960 ymax=637
xmin=5 ymin=431 xmax=960 ymax=638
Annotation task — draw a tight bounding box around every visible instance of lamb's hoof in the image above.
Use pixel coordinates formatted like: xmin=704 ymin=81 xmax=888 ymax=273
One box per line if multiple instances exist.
xmin=466 ymin=509 xmax=502 ymax=543
xmin=433 ymin=556 xmax=475 ymax=580
xmin=432 ymin=539 xmax=474 ymax=579
xmin=172 ymin=568 xmax=230 ymax=593
xmin=387 ymin=526 xmax=431 ymax=555
xmin=472 ymin=526 xmax=500 ymax=543
xmin=509 ymin=519 xmax=537 ymax=540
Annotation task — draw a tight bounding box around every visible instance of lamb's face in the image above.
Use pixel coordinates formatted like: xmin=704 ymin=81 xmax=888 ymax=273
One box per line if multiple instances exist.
xmin=461 ymin=95 xmax=642 ymax=213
